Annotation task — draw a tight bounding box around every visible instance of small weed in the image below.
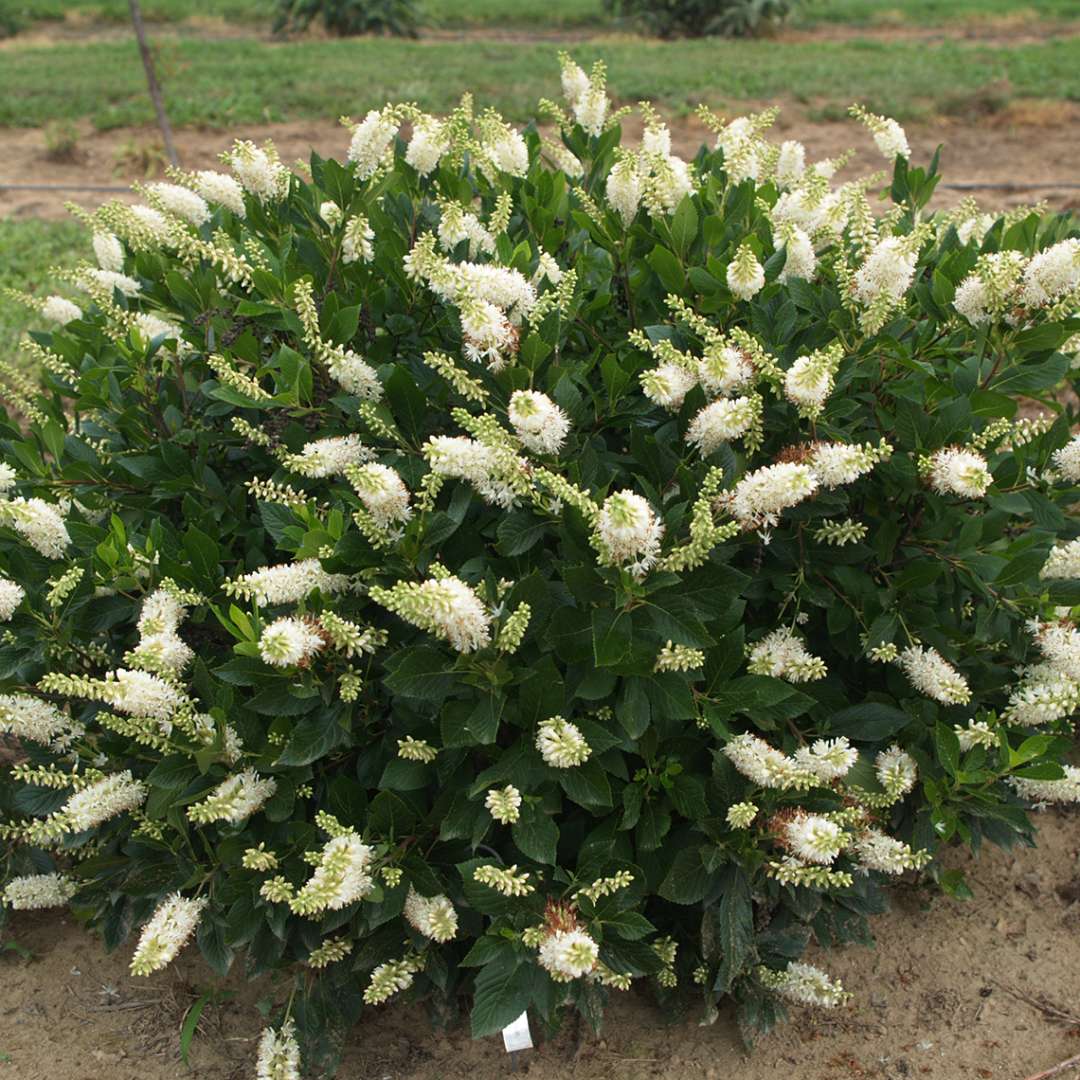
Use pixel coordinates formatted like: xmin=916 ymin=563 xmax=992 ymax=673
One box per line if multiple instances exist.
xmin=112 ymin=137 xmax=168 ymax=179
xmin=42 ymin=120 xmax=83 ymax=164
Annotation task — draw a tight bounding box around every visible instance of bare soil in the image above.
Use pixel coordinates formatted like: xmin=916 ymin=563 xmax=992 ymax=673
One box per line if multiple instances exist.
xmin=3 ymin=811 xmax=1079 ymax=1080
xmin=2 ymin=102 xmax=1080 ymax=225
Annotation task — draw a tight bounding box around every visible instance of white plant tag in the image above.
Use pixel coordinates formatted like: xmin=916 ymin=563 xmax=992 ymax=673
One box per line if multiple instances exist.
xmin=501 ymin=1010 xmax=533 ymax=1053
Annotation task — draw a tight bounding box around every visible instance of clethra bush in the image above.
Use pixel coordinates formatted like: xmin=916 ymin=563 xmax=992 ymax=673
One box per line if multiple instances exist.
xmin=2 ymin=53 xmax=1080 ymax=1076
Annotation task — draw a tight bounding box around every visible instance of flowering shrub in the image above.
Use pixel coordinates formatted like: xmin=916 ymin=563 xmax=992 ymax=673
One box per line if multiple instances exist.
xmin=273 ymin=0 xmax=423 ymax=37
xmin=604 ymin=0 xmax=800 ymax=38
xmin=3 ymin=55 xmax=1080 ymax=1075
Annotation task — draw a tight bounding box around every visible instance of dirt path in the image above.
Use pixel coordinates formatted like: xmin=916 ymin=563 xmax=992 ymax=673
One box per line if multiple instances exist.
xmin=2 ymin=810 xmax=1079 ymax=1080
xmin=3 ymin=103 xmax=1079 ymax=224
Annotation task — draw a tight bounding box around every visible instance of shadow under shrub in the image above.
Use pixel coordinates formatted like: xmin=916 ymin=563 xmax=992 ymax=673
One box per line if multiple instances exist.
xmin=1 ymin=54 xmax=1080 ymax=1077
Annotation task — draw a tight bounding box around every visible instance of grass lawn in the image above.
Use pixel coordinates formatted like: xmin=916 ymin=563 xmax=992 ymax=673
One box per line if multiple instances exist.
xmin=9 ymin=0 xmax=1076 ymax=29
xmin=0 ymin=219 xmax=85 ymax=367
xmin=2 ymin=35 xmax=1079 ymax=131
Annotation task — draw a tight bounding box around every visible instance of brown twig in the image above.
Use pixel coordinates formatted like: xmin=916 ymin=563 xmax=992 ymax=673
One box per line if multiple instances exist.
xmin=991 ymin=979 xmax=1080 ymax=1028
xmin=1023 ymin=1052 xmax=1080 ymax=1080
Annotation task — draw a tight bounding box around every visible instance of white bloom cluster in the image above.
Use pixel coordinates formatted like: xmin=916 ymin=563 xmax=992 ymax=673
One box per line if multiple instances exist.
xmin=809 ymin=440 xmax=892 ymax=489
xmin=1009 ymin=765 xmax=1080 ymax=806
xmin=129 ymin=204 xmax=172 ymax=243
xmin=538 ymin=928 xmax=600 ymax=981
xmin=760 ymin=961 xmax=851 ymax=1007
xmin=406 ymin=236 xmax=536 ymax=371
xmin=347 ymin=107 xmax=399 ymax=180
xmin=130 ymin=893 xmax=207 ymax=975
xmin=726 ymin=801 xmax=759 ymax=828
xmin=1020 ymin=238 xmax=1080 ymax=307
xmin=1051 ymin=434 xmax=1080 ymax=483
xmin=485 ymin=784 xmax=523 ymax=824
xmin=424 ymin=434 xmax=516 ymax=505
xmin=594 ymin=490 xmax=664 ymax=576
xmin=850 ymin=104 xmax=910 ymax=161
xmin=852 ymin=829 xmax=930 ymax=874
xmin=133 ymin=312 xmax=187 ymax=352
xmin=364 ymin=957 xmax=421 ymax=1005
xmin=194 ymin=170 xmax=246 ymax=216
xmin=406 ymin=114 xmax=449 ymax=175
xmin=748 ymin=627 xmax=827 ymax=683
xmin=256 ymin=1020 xmax=301 ymax=1080
xmin=952 ymin=250 xmax=1026 ymax=326
xmin=223 ymin=140 xmax=289 ymax=202
xmin=792 ymin=736 xmax=859 ymax=782
xmin=147 ymin=181 xmax=210 ymax=226
xmin=188 ymin=769 xmax=277 ymax=825
xmin=536 ymin=716 xmax=591 ymax=768
xmin=437 ymin=201 xmax=495 ymax=257
xmin=61 ymin=770 xmax=147 ymax=832
xmin=403 ymin=887 xmax=458 ymax=942
xmin=559 ymin=54 xmax=609 ymax=136
xmin=727 ymin=242 xmax=765 ymax=301
xmin=955 ymin=718 xmax=1000 ymax=751
xmin=723 ymin=733 xmax=819 ymax=790
xmin=875 ymin=744 xmax=918 ymax=797
xmin=851 ymin=235 xmax=918 ymax=310
xmin=783 ymin=344 xmax=843 ymax=417
xmin=291 ymin=833 xmax=375 ymax=915
xmin=41 ymin=295 xmax=82 ymax=325
xmin=784 ymin=813 xmax=846 ymax=865
xmin=899 ymin=645 xmax=971 ymax=705
xmin=1002 ymin=661 xmax=1080 ymax=727
xmin=508 ymin=390 xmax=571 ymax=455
xmin=1041 ymin=538 xmax=1080 ymax=580
xmin=260 ymin=616 xmax=325 ymax=668
xmin=641 ymin=361 xmax=697 ymax=410
xmin=815 ymin=518 xmax=868 ymax=546
xmin=776 ymin=224 xmax=817 ymax=284
xmin=93 ymin=230 xmax=125 ymax=271
xmin=226 ymin=558 xmax=353 ymax=605
xmin=101 ymin=668 xmax=183 ymax=720
xmin=715 ymin=113 xmax=771 ymax=184
xmin=82 ymin=267 xmax=141 ymax=297
xmin=475 ymin=112 xmax=529 ymax=178
xmin=0 ymin=496 xmax=71 ymax=558
xmin=370 ymin=575 xmax=492 ymax=653
xmin=286 ymin=434 xmax=371 ymax=478
xmin=775 ymin=139 xmax=806 ymax=188
xmin=772 ymin=186 xmax=844 ymax=240
xmin=347 ymin=462 xmax=412 ymax=529
xmin=129 ymin=586 xmax=193 ymax=676
xmin=686 ymin=396 xmax=759 ymax=455
xmin=726 ymin=462 xmax=818 ymax=529
xmin=1 ymin=872 xmax=78 ymax=910
xmin=603 ymin=125 xmax=695 ymax=223
xmin=654 ymin=640 xmax=705 ymax=673
xmin=1033 ymin=619 xmax=1080 ymax=680
xmin=342 ymin=214 xmax=375 ymax=263
xmin=473 ymin=863 xmax=534 ymax=896
xmin=699 ymin=343 xmax=756 ymax=396
xmin=924 ymin=447 xmax=992 ymax=498
xmin=606 ymin=156 xmax=642 ymax=226
xmin=0 ymin=694 xmax=69 ymax=745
